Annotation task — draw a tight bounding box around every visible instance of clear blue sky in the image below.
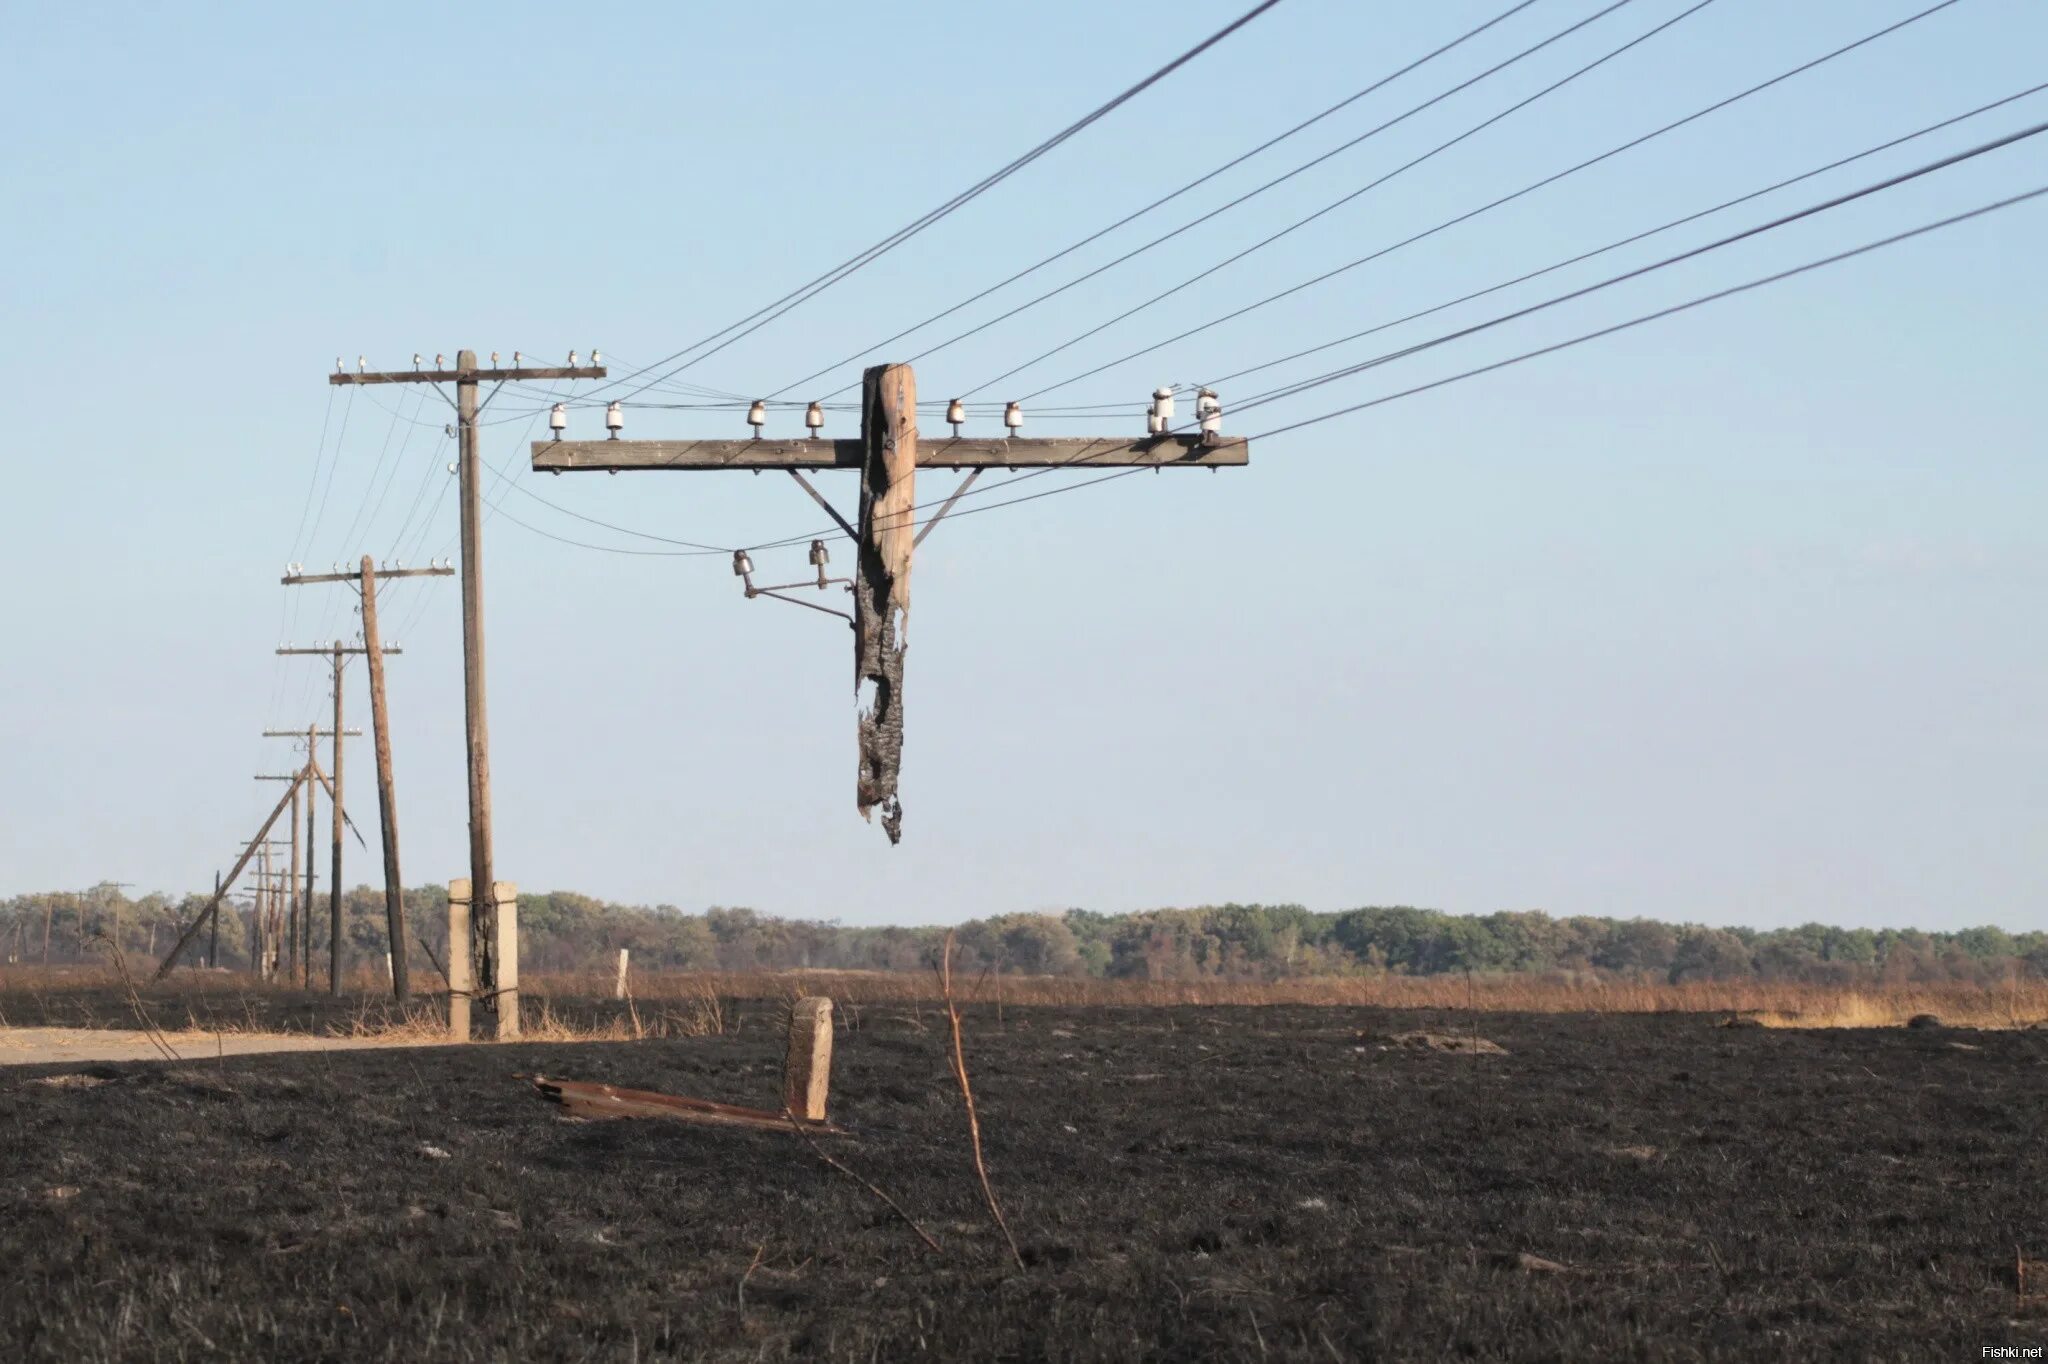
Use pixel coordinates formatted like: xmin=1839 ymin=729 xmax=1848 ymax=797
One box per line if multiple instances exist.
xmin=2 ymin=0 xmax=2043 ymax=931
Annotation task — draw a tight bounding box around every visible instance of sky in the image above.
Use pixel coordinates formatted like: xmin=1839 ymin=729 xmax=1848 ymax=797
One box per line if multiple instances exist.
xmin=1 ymin=0 xmax=2043 ymax=932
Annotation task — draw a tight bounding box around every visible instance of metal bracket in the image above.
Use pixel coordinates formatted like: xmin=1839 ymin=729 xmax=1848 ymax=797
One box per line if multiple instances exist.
xmin=912 ymin=469 xmax=982 ymax=549
xmin=750 ymin=588 xmax=853 ymax=624
xmin=787 ymin=470 xmax=857 ymax=542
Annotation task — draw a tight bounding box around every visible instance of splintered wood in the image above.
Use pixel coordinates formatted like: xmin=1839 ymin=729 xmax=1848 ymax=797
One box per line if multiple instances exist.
xmin=527 ymin=994 xmax=840 ymax=1135
xmin=854 ymin=363 xmax=915 ymax=844
xmin=529 ymin=1076 xmax=842 ymax=1135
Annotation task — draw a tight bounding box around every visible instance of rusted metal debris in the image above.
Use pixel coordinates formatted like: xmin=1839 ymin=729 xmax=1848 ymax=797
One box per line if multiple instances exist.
xmin=526 ymin=1075 xmax=844 ymax=1136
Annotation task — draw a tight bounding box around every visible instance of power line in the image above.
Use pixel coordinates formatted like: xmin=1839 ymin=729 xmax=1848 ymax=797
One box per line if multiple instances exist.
xmin=1245 ymin=183 xmax=2048 ymax=443
xmin=841 ymin=0 xmax=1663 ymax=404
xmin=1227 ymin=117 xmax=2048 ymax=416
xmin=962 ymin=0 xmax=1722 ymax=399
xmin=1015 ymin=0 xmax=1964 ymax=404
xmin=499 ymin=478 xmax=732 ymax=553
xmin=762 ymin=0 xmax=1547 ymax=401
xmin=1202 ymin=81 xmax=2048 ymax=399
xmin=748 ymin=156 xmax=2048 ymax=550
xmin=589 ymin=0 xmax=1293 ymax=406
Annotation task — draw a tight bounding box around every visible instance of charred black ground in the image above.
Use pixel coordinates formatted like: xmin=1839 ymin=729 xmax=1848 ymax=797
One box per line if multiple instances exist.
xmin=4 ymin=1002 xmax=2045 ymax=1361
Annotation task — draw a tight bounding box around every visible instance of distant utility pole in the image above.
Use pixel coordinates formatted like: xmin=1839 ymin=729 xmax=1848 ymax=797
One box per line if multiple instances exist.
xmin=281 ymin=557 xmax=449 ymax=1002
xmin=238 ymin=839 xmax=288 ymax=977
xmin=276 ymin=643 xmax=398 ymax=995
xmin=531 ymin=361 xmax=1249 ymax=841
xmin=332 ymin=350 xmax=604 ymax=1011
xmin=254 ymin=774 xmax=303 ymax=984
xmin=260 ymin=725 xmax=365 ymax=991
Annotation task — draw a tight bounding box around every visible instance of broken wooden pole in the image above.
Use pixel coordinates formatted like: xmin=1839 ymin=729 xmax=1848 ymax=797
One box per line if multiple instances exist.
xmin=494 ymin=881 xmax=520 ymax=1039
xmin=529 ymin=1075 xmax=843 ymax=1135
xmin=614 ymin=947 xmax=630 ymax=1000
xmin=448 ymin=878 xmax=473 ymax=1041
xmin=784 ymin=996 xmax=834 ymax=1123
xmin=854 ymin=363 xmax=916 ymax=844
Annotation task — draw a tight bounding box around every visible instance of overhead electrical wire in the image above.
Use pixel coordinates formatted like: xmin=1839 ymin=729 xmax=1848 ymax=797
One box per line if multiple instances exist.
xmin=1010 ymin=0 xmax=1965 ymax=404
xmin=962 ymin=0 xmax=1740 ymax=399
xmin=1221 ymin=118 xmax=2048 ymax=416
xmin=1244 ymin=183 xmax=2048 ymax=443
xmin=825 ymin=0 xmax=1666 ymax=403
xmin=726 ymin=116 xmax=2047 ymax=553
xmin=1197 ymin=80 xmax=2048 ymax=398
xmin=777 ymin=181 xmax=2048 ymax=542
xmin=321 ymin=9 xmax=2019 ymax=583
xmin=763 ymin=0 xmax=1547 ymax=400
xmin=586 ymin=0 xmax=1293 ymax=406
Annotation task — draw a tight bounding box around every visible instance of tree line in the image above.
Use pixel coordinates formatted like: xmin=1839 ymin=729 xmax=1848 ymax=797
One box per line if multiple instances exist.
xmin=4 ymin=886 xmax=2042 ymax=987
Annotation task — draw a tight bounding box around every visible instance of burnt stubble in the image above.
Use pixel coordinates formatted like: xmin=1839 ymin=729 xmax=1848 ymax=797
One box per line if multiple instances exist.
xmin=3 ymin=1004 xmax=2044 ymax=1361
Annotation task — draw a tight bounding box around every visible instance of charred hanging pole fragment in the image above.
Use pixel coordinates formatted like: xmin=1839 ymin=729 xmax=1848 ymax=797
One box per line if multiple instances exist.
xmin=854 ymin=363 xmax=916 ymax=843
xmin=529 ymin=367 xmax=1249 ymax=846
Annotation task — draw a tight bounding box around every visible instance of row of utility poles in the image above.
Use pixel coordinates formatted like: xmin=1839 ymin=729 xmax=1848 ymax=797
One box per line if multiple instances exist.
xmin=156 ymin=563 xmax=440 ymax=999
xmin=156 ymin=350 xmax=593 ymax=1042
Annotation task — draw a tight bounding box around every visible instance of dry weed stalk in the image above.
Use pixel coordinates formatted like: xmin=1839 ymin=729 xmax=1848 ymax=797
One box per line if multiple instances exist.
xmin=90 ymin=932 xmax=182 ymax=1063
xmin=782 ymin=1110 xmax=942 ymax=1255
xmin=942 ymin=930 xmax=1024 ymax=1270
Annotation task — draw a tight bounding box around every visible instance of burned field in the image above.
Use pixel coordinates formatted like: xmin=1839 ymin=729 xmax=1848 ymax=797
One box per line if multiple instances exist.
xmin=4 ymin=1004 xmax=2045 ymax=1361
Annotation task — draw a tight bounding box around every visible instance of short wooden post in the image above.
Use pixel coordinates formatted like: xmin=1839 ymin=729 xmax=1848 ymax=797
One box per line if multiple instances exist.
xmin=614 ymin=947 xmax=630 ymax=1000
xmin=494 ymin=881 xmax=519 ymax=1040
xmin=448 ymin=878 xmax=472 ymax=1041
xmin=784 ymin=997 xmax=834 ymax=1122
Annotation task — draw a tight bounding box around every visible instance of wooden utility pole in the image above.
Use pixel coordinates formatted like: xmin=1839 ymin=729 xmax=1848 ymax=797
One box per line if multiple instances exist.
xmin=257 ymin=774 xmax=304 ymax=982
xmin=303 ymin=735 xmax=316 ymax=986
xmin=530 ymin=361 xmax=1249 ymax=841
xmin=275 ymin=646 xmax=398 ymax=994
xmin=257 ymin=843 xmax=271 ymax=976
xmin=360 ymin=556 xmax=406 ymax=999
xmin=329 ymin=640 xmax=342 ymax=993
xmin=288 ymin=779 xmax=300 ymax=983
xmin=281 ymin=559 xmax=448 ymax=1002
xmin=261 ymin=726 xmax=364 ymax=988
xmin=243 ymin=806 xmax=296 ymax=966
xmin=332 ymin=352 xmax=602 ymax=1011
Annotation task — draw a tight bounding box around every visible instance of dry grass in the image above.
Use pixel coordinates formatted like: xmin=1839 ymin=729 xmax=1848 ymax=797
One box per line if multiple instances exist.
xmin=529 ymin=969 xmax=2048 ymax=1030
xmin=8 ymin=963 xmax=2045 ymax=1032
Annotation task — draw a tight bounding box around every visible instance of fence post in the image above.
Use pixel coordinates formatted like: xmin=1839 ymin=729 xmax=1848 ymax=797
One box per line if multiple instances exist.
xmin=447 ymin=878 xmax=472 ymax=1041
xmin=784 ymin=997 xmax=834 ymax=1122
xmin=494 ymin=882 xmax=519 ymax=1040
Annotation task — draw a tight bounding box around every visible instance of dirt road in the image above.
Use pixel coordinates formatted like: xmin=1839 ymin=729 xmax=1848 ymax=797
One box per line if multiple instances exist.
xmin=0 ymin=1026 xmax=416 ymax=1066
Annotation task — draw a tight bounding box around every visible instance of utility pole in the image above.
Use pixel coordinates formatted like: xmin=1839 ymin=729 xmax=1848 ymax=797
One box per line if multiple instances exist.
xmin=261 ymin=727 xmax=364 ymax=988
xmin=530 ymin=361 xmax=1249 ymax=841
xmin=254 ymin=774 xmax=303 ymax=984
xmin=332 ymin=351 xmax=603 ymax=1011
xmin=238 ymin=839 xmax=288 ymax=976
xmin=304 ymin=731 xmax=316 ymax=987
xmin=275 ymin=646 xmax=397 ymax=994
xmin=257 ymin=843 xmax=271 ymax=975
xmin=281 ymin=558 xmax=449 ymax=1002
